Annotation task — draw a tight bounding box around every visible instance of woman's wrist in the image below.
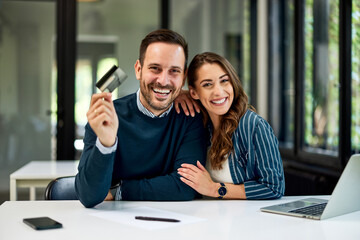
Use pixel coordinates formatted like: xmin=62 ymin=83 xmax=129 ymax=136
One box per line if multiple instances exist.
xmin=211 ymin=182 xmax=220 ymax=198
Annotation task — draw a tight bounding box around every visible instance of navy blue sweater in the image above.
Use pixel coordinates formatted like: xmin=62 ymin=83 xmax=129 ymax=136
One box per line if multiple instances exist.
xmin=75 ymin=93 xmax=207 ymax=208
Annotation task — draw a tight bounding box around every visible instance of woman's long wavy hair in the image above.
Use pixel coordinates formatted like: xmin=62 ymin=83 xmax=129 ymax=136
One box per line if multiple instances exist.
xmin=187 ymin=52 xmax=252 ymax=170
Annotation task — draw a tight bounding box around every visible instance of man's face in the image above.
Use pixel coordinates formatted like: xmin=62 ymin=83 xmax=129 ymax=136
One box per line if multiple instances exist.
xmin=135 ymin=42 xmax=186 ymax=116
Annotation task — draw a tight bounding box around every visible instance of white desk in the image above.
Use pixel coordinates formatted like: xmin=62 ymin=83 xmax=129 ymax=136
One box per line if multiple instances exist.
xmin=10 ymin=161 xmax=78 ymax=201
xmin=0 ymin=196 xmax=359 ymax=240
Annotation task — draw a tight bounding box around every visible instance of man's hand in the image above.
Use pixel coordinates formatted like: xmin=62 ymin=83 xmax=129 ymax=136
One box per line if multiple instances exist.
xmin=174 ymin=90 xmax=201 ymax=117
xmin=87 ymin=92 xmax=118 ymax=147
xmin=104 ymin=190 xmax=114 ymax=201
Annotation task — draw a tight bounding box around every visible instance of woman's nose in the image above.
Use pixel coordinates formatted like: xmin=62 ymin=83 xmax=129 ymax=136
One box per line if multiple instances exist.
xmin=213 ymin=83 xmax=224 ymax=95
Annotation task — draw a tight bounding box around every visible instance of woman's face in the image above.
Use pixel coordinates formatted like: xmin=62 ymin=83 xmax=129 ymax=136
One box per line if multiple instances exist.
xmin=190 ymin=63 xmax=234 ymax=119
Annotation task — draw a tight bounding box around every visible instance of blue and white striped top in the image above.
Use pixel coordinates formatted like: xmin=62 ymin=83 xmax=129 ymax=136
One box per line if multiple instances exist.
xmin=211 ymin=109 xmax=285 ymax=199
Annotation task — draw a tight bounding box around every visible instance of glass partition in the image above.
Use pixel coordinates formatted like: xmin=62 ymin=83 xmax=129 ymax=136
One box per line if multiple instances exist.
xmin=74 ymin=0 xmax=160 ymax=157
xmin=0 ymin=1 xmax=55 ymax=198
xmin=170 ymin=0 xmax=252 ymax=100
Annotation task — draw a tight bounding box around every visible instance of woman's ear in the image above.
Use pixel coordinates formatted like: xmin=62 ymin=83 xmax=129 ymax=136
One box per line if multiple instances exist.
xmin=189 ymin=87 xmax=200 ymax=100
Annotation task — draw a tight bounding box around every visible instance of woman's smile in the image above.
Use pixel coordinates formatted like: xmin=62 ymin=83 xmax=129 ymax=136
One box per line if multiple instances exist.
xmin=210 ymin=97 xmax=228 ymax=105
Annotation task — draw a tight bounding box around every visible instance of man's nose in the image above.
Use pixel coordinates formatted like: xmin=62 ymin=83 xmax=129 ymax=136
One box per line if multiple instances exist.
xmin=157 ymin=71 xmax=170 ymax=86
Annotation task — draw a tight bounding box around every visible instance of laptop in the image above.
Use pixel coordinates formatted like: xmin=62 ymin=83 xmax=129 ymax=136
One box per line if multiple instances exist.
xmin=260 ymin=154 xmax=360 ymax=220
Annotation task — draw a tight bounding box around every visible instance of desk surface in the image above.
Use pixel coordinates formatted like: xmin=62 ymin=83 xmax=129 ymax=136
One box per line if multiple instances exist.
xmin=10 ymin=160 xmax=78 ymax=179
xmin=10 ymin=160 xmax=79 ymax=201
xmin=1 ymin=196 xmax=359 ymax=240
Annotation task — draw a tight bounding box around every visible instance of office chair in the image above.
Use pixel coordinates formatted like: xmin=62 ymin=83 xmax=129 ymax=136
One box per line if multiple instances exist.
xmin=45 ymin=176 xmax=78 ymax=200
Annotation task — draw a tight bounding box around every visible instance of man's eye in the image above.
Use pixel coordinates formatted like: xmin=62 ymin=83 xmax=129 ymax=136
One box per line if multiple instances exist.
xmin=149 ymin=66 xmax=162 ymax=73
xmin=170 ymin=69 xmax=181 ymax=74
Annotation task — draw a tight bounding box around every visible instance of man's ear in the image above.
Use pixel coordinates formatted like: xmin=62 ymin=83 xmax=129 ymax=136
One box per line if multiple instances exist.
xmin=134 ymin=60 xmax=141 ymax=80
xmin=189 ymin=87 xmax=200 ymax=100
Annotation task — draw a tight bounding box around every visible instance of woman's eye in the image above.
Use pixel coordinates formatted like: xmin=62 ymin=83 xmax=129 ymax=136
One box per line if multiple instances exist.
xmin=221 ymin=78 xmax=229 ymax=83
xmin=202 ymin=83 xmax=211 ymax=87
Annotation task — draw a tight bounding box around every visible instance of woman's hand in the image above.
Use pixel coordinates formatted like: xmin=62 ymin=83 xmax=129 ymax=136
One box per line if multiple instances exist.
xmin=177 ymin=161 xmax=218 ymax=197
xmin=174 ymin=90 xmax=201 ymax=117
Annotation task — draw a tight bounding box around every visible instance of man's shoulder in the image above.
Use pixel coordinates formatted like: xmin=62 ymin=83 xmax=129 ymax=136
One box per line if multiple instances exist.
xmin=113 ymin=92 xmax=136 ymax=105
xmin=168 ymin=109 xmax=205 ymax=135
xmin=112 ymin=93 xmax=137 ymax=111
xmin=170 ymin=108 xmax=203 ymax=123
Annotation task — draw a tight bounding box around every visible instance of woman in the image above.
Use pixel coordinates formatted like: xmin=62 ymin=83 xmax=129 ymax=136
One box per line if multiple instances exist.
xmin=177 ymin=52 xmax=285 ymax=199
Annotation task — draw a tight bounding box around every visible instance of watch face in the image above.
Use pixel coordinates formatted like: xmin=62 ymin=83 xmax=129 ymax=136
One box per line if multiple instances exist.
xmin=218 ymin=186 xmax=227 ymax=196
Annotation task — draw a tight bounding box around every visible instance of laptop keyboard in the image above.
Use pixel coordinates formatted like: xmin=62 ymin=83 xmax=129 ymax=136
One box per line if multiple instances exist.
xmin=289 ymin=203 xmax=327 ymax=216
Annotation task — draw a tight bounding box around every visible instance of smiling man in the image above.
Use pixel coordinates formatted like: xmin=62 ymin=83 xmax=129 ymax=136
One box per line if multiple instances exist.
xmin=75 ymin=29 xmax=207 ymax=208
xmin=136 ymin=41 xmax=185 ymax=115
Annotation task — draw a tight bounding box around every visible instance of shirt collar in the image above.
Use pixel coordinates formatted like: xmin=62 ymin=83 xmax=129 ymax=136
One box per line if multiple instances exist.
xmin=136 ymin=89 xmax=173 ymax=118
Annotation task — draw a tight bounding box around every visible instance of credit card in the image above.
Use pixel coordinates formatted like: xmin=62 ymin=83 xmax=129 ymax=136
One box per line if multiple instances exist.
xmin=96 ymin=65 xmax=127 ymax=93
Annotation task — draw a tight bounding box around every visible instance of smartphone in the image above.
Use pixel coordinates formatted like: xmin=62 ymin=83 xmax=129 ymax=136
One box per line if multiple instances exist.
xmin=23 ymin=217 xmax=63 ymax=230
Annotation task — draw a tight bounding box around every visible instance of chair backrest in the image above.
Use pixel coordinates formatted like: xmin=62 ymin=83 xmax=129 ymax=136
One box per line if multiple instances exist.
xmin=45 ymin=176 xmax=78 ymax=200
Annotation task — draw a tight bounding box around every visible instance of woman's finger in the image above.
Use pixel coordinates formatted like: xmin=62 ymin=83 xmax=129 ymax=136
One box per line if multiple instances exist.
xmin=179 ymin=177 xmax=195 ymax=188
xmin=191 ymin=98 xmax=201 ymax=113
xmin=174 ymin=101 xmax=181 ymax=114
xmin=180 ymin=163 xmax=199 ymax=171
xmin=196 ymin=161 xmax=206 ymax=171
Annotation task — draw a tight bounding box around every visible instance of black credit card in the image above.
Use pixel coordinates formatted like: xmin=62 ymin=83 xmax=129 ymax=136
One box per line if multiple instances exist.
xmin=96 ymin=65 xmax=127 ymax=93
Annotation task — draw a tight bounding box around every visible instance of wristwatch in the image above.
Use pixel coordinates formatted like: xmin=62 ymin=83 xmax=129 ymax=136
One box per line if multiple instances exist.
xmin=217 ymin=183 xmax=227 ymax=199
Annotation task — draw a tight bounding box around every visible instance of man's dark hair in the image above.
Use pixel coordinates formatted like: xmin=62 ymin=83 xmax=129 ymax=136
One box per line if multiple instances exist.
xmin=139 ymin=29 xmax=188 ymax=71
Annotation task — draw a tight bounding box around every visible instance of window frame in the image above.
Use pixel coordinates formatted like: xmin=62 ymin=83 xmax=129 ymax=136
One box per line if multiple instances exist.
xmin=267 ymin=0 xmax=353 ymax=175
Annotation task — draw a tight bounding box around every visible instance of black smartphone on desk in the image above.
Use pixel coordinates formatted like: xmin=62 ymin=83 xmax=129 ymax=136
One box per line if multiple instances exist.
xmin=23 ymin=217 xmax=62 ymax=230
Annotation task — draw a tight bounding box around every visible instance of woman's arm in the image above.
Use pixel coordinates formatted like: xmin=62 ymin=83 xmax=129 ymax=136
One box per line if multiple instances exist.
xmin=242 ymin=118 xmax=285 ymax=199
xmin=178 ymin=161 xmax=247 ymax=199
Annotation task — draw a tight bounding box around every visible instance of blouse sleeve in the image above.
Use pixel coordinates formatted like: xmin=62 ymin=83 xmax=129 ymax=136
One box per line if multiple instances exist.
xmin=243 ymin=119 xmax=285 ymax=199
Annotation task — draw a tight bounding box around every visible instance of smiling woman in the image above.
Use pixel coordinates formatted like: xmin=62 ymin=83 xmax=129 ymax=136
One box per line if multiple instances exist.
xmin=177 ymin=52 xmax=285 ymax=200
xmin=189 ymin=63 xmax=234 ymax=122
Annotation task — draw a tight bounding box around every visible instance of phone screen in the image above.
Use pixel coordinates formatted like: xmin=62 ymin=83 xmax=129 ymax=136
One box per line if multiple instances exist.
xmin=23 ymin=217 xmax=62 ymax=230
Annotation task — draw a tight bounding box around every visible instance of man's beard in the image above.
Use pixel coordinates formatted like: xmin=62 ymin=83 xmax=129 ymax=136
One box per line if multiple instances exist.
xmin=140 ymin=81 xmax=177 ymax=112
xmin=140 ymin=74 xmax=180 ymax=111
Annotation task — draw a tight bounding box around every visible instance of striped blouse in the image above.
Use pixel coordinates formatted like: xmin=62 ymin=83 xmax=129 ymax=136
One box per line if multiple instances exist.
xmin=210 ymin=109 xmax=285 ymax=199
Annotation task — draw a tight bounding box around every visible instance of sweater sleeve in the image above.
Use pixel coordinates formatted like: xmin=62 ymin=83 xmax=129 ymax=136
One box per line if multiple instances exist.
xmin=120 ymin=117 xmax=207 ymax=201
xmin=243 ymin=119 xmax=285 ymax=199
xmin=75 ymin=124 xmax=115 ymax=208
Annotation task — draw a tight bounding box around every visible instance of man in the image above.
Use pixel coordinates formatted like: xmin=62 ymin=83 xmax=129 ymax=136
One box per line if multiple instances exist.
xmin=75 ymin=29 xmax=207 ymax=208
